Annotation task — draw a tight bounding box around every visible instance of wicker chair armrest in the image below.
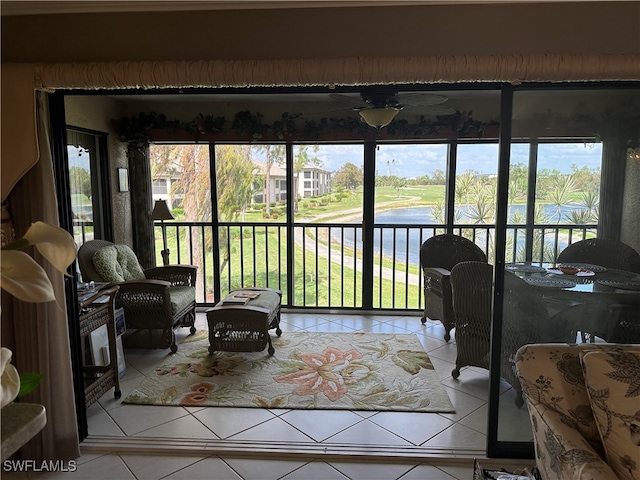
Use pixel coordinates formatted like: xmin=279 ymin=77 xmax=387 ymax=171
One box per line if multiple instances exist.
xmin=116 ymin=278 xmax=172 ymax=295
xmin=423 ymin=267 xmax=451 ymax=280
xmin=144 ymin=265 xmax=197 ymax=287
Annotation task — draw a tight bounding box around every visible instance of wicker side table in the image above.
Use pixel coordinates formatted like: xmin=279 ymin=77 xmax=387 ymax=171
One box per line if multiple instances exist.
xmin=78 ymin=285 xmax=122 ymax=407
xmin=206 ymin=287 xmax=282 ymax=355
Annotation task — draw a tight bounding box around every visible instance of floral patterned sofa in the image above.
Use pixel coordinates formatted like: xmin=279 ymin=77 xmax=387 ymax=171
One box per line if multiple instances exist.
xmin=515 ymin=343 xmax=639 ymax=480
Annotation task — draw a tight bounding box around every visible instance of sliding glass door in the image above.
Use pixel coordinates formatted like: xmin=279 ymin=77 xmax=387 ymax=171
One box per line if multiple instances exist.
xmin=489 ymin=85 xmax=640 ymax=457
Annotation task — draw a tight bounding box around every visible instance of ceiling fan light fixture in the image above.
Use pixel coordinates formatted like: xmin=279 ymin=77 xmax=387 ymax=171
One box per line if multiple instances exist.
xmin=359 ymin=107 xmax=400 ymax=129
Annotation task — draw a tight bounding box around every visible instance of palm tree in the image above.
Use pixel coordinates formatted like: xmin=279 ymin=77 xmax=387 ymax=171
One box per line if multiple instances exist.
xmin=467 ymin=182 xmax=496 ymax=225
xmin=579 ymin=190 xmax=599 ymax=222
xmin=431 ymin=199 xmax=445 ymax=224
xmin=547 ymin=175 xmax=576 ymax=223
xmin=566 ymin=209 xmax=593 ymax=225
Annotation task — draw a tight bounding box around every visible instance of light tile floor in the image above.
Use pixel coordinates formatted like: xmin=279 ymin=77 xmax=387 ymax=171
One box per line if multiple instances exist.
xmin=5 ymin=312 xmax=536 ymax=479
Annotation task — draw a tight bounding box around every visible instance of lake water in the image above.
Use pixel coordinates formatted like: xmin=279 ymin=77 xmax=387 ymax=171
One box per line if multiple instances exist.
xmin=333 ymin=205 xmax=590 ymax=266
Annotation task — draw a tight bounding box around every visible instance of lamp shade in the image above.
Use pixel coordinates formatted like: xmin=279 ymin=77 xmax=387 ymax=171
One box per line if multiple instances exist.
xmin=151 ymin=199 xmax=174 ymax=221
xmin=359 ymin=108 xmax=400 ymax=129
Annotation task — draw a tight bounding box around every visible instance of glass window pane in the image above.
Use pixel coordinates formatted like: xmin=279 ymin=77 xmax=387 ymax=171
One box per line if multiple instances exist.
xmin=68 ymin=144 xmax=94 ymax=242
xmin=150 ymin=144 xmax=211 ymax=221
xmin=454 ymin=143 xmax=498 ymax=256
xmin=214 ymin=144 xmax=287 ymax=298
xmin=149 ymin=144 xmax=212 ymax=301
xmin=67 ymin=128 xmax=108 ymax=246
xmin=506 ymin=143 xmax=531 ymax=262
xmin=293 ymin=144 xmax=363 ymax=308
xmin=374 ymin=144 xmax=448 ymax=309
xmin=536 ymin=142 xmax=601 ymax=253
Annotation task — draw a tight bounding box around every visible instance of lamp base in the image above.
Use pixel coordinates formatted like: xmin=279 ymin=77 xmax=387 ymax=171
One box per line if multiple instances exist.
xmin=160 ymin=249 xmax=170 ymax=266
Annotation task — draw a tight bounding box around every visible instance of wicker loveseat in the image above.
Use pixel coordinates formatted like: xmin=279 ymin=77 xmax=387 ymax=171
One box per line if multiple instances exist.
xmin=78 ymin=240 xmax=197 ymax=353
xmin=515 ymin=343 xmax=640 ymax=480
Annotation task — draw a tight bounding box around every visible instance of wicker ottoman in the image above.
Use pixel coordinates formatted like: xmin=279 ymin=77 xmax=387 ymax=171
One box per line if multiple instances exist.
xmin=206 ymin=287 xmax=282 ymax=355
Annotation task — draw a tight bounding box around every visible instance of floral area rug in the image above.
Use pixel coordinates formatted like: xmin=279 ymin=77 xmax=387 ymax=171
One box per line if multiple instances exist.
xmin=123 ymin=330 xmax=455 ymax=412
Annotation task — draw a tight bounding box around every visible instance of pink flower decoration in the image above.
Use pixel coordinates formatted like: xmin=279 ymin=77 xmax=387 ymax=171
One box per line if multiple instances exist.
xmin=180 ymin=382 xmax=215 ymax=406
xmin=181 ymin=392 xmax=208 ymax=406
xmin=274 ymin=347 xmax=362 ymax=401
xmin=190 ymin=382 xmax=215 ymax=394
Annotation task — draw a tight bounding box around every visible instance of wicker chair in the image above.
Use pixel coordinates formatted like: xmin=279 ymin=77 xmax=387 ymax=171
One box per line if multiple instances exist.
xmin=606 ymin=303 xmax=640 ymax=343
xmin=557 ymin=237 xmax=640 ymax=273
xmin=450 ymin=261 xmax=577 ymax=406
xmin=78 ymin=240 xmax=197 ymax=353
xmin=419 ymin=234 xmax=487 ymax=341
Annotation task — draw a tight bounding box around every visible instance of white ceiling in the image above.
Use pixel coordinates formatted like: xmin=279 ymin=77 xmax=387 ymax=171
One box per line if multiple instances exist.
xmin=0 ymin=0 xmax=627 ymax=16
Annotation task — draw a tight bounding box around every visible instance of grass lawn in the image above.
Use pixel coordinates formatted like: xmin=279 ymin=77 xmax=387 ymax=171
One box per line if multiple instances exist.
xmin=156 ymin=182 xmax=595 ymax=307
xmin=161 ymin=224 xmax=423 ymax=309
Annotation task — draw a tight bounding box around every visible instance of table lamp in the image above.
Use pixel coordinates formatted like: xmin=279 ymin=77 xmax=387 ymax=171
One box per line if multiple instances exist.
xmin=151 ymin=199 xmax=174 ymax=265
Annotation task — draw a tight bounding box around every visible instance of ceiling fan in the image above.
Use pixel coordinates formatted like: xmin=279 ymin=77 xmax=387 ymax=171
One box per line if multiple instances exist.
xmin=328 ymin=92 xmax=455 ymax=128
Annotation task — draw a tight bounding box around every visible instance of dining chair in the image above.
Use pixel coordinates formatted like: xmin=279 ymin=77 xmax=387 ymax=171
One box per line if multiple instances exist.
xmin=450 ymin=261 xmax=577 ymax=406
xmin=557 ymin=237 xmax=640 ymax=273
xmin=419 ymin=234 xmax=487 ymax=341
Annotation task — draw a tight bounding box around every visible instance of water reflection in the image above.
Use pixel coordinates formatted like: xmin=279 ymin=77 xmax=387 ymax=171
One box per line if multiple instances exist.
xmin=333 ymin=206 xmax=592 ymax=266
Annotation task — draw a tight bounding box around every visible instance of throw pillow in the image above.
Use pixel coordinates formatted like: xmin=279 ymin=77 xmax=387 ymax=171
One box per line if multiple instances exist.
xmin=516 ymin=344 xmax=604 ymax=448
xmin=112 ymin=244 xmax=145 ymax=281
xmin=92 ymin=245 xmax=125 ymax=283
xmin=93 ymin=244 xmax=146 ymax=283
xmin=581 ymin=347 xmax=640 ymax=480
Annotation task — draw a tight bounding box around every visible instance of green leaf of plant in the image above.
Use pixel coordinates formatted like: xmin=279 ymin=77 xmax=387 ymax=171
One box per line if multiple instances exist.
xmin=18 ymin=372 xmax=43 ymax=396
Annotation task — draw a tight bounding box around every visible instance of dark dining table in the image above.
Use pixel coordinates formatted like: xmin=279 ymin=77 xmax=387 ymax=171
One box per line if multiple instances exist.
xmin=505 ymin=262 xmax=640 ymax=342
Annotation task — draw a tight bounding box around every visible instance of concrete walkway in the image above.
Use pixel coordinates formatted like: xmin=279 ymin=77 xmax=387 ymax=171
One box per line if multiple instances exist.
xmin=293 ymin=196 xmax=423 ymax=286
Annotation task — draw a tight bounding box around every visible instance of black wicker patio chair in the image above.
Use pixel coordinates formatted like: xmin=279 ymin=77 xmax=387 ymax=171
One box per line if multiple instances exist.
xmin=606 ymin=302 xmax=640 ymax=343
xmin=419 ymin=234 xmax=487 ymax=341
xmin=450 ymin=261 xmax=577 ymax=406
xmin=557 ymin=237 xmax=640 ymax=273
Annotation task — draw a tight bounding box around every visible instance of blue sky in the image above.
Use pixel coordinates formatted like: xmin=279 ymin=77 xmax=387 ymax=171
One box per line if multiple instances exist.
xmin=68 ymin=145 xmax=91 ymax=170
xmin=70 ymin=142 xmax=603 ymax=179
xmin=311 ymin=142 xmax=602 ymax=177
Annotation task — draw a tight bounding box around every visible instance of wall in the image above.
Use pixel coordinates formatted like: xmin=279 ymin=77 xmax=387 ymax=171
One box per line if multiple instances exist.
xmin=2 ymin=2 xmax=639 ymax=63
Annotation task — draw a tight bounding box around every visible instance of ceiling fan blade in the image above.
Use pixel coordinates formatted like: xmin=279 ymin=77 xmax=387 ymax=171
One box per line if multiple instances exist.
xmin=397 ymin=93 xmax=449 ymax=107
xmin=328 ymin=93 xmax=367 ymax=107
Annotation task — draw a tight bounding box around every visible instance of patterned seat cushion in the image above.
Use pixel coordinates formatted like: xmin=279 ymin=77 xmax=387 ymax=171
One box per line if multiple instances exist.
xmin=93 ymin=244 xmax=146 ymax=283
xmin=581 ymin=347 xmax=640 ymax=480
xmin=169 ymin=286 xmax=196 ymax=315
xmin=516 ymin=343 xmax=626 ymax=480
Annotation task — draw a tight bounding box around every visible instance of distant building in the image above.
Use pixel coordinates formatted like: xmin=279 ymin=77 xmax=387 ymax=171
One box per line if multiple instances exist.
xmin=252 ymin=161 xmax=287 ymax=204
xmin=252 ymin=161 xmax=331 ymax=203
xmin=298 ymin=166 xmax=331 ymax=198
xmin=152 ymin=174 xmax=183 ymax=209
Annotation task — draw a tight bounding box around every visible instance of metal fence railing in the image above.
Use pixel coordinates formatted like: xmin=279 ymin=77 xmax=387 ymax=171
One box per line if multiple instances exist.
xmin=134 ymin=220 xmax=596 ymax=309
